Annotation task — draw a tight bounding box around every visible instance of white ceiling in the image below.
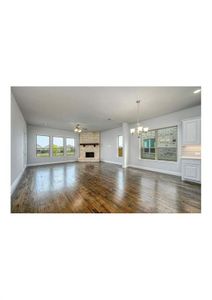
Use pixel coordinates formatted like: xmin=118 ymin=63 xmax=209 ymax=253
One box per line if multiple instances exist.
xmin=11 ymin=87 xmax=201 ymax=131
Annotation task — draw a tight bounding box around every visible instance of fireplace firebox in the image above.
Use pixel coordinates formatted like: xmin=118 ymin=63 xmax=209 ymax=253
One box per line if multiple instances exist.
xmin=85 ymin=152 xmax=95 ymax=158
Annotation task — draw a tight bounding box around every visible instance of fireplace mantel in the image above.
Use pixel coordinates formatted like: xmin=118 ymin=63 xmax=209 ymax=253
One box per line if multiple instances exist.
xmin=80 ymin=143 xmax=99 ymax=147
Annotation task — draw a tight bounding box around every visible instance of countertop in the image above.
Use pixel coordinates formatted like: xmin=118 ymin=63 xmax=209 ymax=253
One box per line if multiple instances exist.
xmin=181 ymin=156 xmax=201 ymax=160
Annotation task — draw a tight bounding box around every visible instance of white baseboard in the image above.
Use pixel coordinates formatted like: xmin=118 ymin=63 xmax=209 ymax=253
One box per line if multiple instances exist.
xmin=128 ymin=164 xmax=181 ymax=177
xmin=101 ymin=160 xmax=122 ymax=166
xmin=78 ymin=159 xmax=100 ymax=162
xmin=27 ymin=160 xmax=77 ymax=167
xmin=11 ymin=166 xmax=26 ymax=195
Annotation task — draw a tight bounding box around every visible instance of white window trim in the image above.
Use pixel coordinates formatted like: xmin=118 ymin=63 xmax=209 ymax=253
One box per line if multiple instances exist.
xmin=36 ymin=135 xmax=50 ymax=158
xmin=52 ymin=136 xmax=65 ymax=157
xmin=117 ymin=135 xmax=123 ymax=158
xmin=66 ymin=137 xmax=75 ymax=157
xmin=138 ymin=125 xmax=179 ymax=163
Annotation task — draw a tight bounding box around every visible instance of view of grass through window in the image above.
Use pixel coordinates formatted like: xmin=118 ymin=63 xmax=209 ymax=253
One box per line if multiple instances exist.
xmin=66 ymin=138 xmax=75 ymax=156
xmin=118 ymin=135 xmax=123 ymax=157
xmin=36 ymin=135 xmax=75 ymax=158
xmin=141 ymin=126 xmax=177 ymax=161
xmin=53 ymin=137 xmax=64 ymax=157
xmin=36 ymin=135 xmax=50 ymax=157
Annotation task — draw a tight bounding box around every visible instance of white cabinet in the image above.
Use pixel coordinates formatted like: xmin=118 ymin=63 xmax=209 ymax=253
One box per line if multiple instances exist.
xmin=182 ymin=117 xmax=201 ymax=145
xmin=182 ymin=159 xmax=201 ymax=183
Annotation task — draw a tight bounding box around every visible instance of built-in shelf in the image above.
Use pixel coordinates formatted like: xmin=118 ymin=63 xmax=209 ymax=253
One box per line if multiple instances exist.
xmin=80 ymin=143 xmax=100 ymax=147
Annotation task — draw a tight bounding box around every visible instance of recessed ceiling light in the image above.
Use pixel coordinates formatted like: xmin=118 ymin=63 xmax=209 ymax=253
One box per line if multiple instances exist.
xmin=193 ymin=89 xmax=201 ymax=94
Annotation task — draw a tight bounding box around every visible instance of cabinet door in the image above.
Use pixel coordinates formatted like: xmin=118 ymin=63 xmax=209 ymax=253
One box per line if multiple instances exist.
xmin=183 ymin=163 xmax=201 ymax=182
xmin=197 ymin=118 xmax=201 ymax=144
xmin=182 ymin=119 xmax=201 ymax=145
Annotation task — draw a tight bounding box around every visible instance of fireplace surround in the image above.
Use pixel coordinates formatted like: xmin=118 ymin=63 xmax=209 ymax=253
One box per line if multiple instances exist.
xmin=78 ymin=132 xmax=100 ymax=162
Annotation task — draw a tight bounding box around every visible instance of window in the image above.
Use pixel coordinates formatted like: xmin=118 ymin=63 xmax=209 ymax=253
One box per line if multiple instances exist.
xmin=141 ymin=126 xmax=177 ymax=161
xmin=36 ymin=135 xmax=50 ymax=157
xmin=53 ymin=137 xmax=64 ymax=157
xmin=141 ymin=131 xmax=156 ymax=160
xmin=157 ymin=126 xmax=177 ymax=161
xmin=118 ymin=135 xmax=123 ymax=157
xmin=66 ymin=138 xmax=75 ymax=156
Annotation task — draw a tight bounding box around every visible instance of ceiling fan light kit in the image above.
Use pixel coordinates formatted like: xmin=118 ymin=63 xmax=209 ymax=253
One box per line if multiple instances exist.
xmin=74 ymin=124 xmax=82 ymax=133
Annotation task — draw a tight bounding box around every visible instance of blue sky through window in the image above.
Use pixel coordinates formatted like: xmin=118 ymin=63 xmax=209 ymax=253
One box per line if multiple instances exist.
xmin=53 ymin=137 xmax=63 ymax=147
xmin=118 ymin=135 xmax=123 ymax=147
xmin=67 ymin=138 xmax=74 ymax=147
xmin=37 ymin=135 xmax=49 ymax=148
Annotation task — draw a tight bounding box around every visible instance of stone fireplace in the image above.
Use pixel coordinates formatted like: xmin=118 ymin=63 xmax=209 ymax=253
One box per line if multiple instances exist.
xmin=78 ymin=132 xmax=100 ymax=162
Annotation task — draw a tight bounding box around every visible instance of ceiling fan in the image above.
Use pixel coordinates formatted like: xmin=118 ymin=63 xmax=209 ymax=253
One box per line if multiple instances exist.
xmin=74 ymin=124 xmax=87 ymax=133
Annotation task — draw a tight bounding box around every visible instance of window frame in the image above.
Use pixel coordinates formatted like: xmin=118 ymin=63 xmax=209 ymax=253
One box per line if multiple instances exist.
xmin=141 ymin=135 xmax=156 ymax=160
xmin=117 ymin=135 xmax=123 ymax=157
xmin=66 ymin=137 xmax=75 ymax=156
xmin=139 ymin=125 xmax=178 ymax=163
xmin=36 ymin=135 xmax=50 ymax=158
xmin=52 ymin=136 xmax=65 ymax=157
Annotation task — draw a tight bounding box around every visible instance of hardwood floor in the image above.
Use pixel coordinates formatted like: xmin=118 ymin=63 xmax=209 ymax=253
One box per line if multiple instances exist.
xmin=11 ymin=162 xmax=201 ymax=213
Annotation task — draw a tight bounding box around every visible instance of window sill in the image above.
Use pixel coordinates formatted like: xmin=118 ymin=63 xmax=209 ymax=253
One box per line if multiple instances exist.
xmin=139 ymin=158 xmax=178 ymax=164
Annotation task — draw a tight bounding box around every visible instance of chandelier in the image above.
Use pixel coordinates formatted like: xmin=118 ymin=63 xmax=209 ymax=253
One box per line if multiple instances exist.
xmin=74 ymin=124 xmax=82 ymax=133
xmin=130 ymin=99 xmax=149 ymax=138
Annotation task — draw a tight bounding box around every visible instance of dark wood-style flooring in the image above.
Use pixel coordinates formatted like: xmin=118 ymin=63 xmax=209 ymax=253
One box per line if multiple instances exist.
xmin=11 ymin=162 xmax=201 ymax=213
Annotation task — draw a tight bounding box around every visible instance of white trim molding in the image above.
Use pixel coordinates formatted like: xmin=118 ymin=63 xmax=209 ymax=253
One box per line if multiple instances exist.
xmin=101 ymin=160 xmax=122 ymax=166
xmin=11 ymin=166 xmax=26 ymax=195
xmin=27 ymin=160 xmax=77 ymax=167
xmin=128 ymin=164 xmax=181 ymax=177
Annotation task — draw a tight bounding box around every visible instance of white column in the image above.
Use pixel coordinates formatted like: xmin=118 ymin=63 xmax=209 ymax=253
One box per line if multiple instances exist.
xmin=122 ymin=122 xmax=129 ymax=168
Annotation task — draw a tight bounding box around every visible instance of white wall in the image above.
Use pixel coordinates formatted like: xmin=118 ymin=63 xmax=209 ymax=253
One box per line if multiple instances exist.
xmin=101 ymin=105 xmax=201 ymax=176
xmin=27 ymin=125 xmax=79 ymax=165
xmin=100 ymin=127 xmax=123 ymax=165
xmin=129 ymin=105 xmax=201 ymax=175
xmin=11 ymin=92 xmax=27 ymax=193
